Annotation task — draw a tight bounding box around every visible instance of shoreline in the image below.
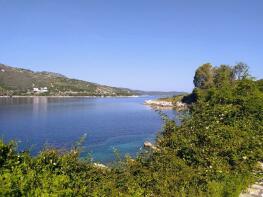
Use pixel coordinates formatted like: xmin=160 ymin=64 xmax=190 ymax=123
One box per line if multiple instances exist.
xmin=0 ymin=95 xmax=141 ymax=98
xmin=144 ymin=99 xmax=188 ymax=111
xmin=144 ymin=99 xmax=173 ymax=107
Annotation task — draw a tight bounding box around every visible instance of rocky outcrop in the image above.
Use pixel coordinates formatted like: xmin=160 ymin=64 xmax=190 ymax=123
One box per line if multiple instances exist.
xmin=144 ymin=100 xmax=173 ymax=107
xmin=175 ymin=101 xmax=188 ymax=111
xmin=144 ymin=99 xmax=188 ymax=111
xmin=240 ymin=181 xmax=263 ymax=197
xmin=144 ymin=141 xmax=160 ymax=151
xmin=240 ymin=162 xmax=263 ymax=197
xmin=93 ymin=163 xmax=108 ymax=169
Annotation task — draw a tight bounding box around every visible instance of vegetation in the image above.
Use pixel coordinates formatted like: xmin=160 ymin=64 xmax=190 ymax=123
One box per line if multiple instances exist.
xmin=193 ymin=63 xmax=214 ymax=89
xmin=0 ymin=64 xmax=134 ymax=96
xmin=0 ymin=63 xmax=262 ymax=196
xmin=158 ymin=94 xmax=188 ymax=104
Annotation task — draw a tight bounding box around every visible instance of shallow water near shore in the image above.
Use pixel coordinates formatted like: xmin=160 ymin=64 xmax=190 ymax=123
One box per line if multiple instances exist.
xmin=0 ymin=96 xmax=178 ymax=163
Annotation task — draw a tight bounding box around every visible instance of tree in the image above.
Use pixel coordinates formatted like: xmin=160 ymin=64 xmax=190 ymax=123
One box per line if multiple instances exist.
xmin=256 ymin=79 xmax=263 ymax=92
xmin=233 ymin=62 xmax=250 ymax=80
xmin=213 ymin=65 xmax=234 ymax=87
xmin=193 ymin=63 xmax=214 ymax=89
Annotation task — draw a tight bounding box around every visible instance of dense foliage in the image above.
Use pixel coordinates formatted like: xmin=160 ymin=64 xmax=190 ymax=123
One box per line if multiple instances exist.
xmin=0 ymin=63 xmax=262 ymax=196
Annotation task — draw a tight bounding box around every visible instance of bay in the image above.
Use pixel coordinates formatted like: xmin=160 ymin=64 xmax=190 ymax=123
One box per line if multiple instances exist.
xmin=0 ymin=96 xmax=177 ymax=163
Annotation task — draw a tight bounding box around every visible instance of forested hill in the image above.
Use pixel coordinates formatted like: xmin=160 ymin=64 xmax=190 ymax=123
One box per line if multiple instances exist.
xmin=0 ymin=64 xmax=135 ymax=96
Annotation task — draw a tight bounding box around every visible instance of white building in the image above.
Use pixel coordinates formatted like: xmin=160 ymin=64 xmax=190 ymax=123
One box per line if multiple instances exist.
xmin=33 ymin=87 xmax=48 ymax=93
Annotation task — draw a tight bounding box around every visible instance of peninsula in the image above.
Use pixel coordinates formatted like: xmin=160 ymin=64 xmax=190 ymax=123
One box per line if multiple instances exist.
xmin=145 ymin=94 xmax=189 ymax=111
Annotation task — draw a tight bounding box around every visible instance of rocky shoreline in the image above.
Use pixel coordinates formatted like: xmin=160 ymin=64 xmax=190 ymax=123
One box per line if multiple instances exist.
xmin=144 ymin=99 xmax=173 ymax=107
xmin=144 ymin=99 xmax=188 ymax=111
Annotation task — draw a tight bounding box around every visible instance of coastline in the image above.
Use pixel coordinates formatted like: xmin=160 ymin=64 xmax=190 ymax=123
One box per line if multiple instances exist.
xmin=144 ymin=99 xmax=173 ymax=107
xmin=144 ymin=99 xmax=188 ymax=111
xmin=0 ymin=95 xmax=140 ymax=98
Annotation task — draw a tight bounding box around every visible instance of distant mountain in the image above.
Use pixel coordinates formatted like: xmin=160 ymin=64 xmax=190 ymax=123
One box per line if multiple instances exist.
xmin=0 ymin=64 xmax=134 ymax=96
xmin=133 ymin=90 xmax=187 ymax=97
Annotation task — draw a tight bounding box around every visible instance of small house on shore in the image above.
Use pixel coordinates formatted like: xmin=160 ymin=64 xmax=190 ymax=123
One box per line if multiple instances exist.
xmin=33 ymin=87 xmax=48 ymax=94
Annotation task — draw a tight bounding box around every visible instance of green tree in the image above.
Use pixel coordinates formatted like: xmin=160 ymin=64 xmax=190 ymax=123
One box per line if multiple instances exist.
xmin=193 ymin=63 xmax=214 ymax=89
xmin=233 ymin=62 xmax=250 ymax=80
xmin=256 ymin=79 xmax=263 ymax=92
xmin=213 ymin=64 xmax=234 ymax=87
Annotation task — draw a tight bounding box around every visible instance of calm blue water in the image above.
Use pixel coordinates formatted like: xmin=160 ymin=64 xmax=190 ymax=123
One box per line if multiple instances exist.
xmin=0 ymin=96 xmax=177 ymax=163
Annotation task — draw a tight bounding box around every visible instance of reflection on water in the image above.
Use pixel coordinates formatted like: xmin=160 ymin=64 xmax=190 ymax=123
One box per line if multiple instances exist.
xmin=0 ymin=96 xmax=177 ymax=163
xmin=32 ymin=97 xmax=48 ymax=114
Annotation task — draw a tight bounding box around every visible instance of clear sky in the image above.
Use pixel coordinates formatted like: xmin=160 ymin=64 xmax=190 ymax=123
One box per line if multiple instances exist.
xmin=0 ymin=0 xmax=262 ymax=92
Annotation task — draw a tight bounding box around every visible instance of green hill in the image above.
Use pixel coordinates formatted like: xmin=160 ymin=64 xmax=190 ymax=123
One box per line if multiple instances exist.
xmin=0 ymin=64 xmax=134 ymax=96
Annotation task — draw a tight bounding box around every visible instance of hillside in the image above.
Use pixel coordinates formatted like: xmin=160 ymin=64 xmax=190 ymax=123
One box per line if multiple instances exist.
xmin=0 ymin=64 xmax=134 ymax=96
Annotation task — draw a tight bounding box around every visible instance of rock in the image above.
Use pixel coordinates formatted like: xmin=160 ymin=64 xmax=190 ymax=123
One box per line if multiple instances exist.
xmin=144 ymin=99 xmax=188 ymax=111
xmin=144 ymin=141 xmax=160 ymax=151
xmin=144 ymin=100 xmax=174 ymax=108
xmin=144 ymin=100 xmax=173 ymax=107
xmin=240 ymin=162 xmax=263 ymax=197
xmin=240 ymin=183 xmax=263 ymax=197
xmin=93 ymin=163 xmax=108 ymax=169
xmin=175 ymin=101 xmax=188 ymax=111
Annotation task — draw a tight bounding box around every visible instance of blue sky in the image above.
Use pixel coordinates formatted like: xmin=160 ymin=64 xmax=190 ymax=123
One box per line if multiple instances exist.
xmin=0 ymin=0 xmax=262 ymax=92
